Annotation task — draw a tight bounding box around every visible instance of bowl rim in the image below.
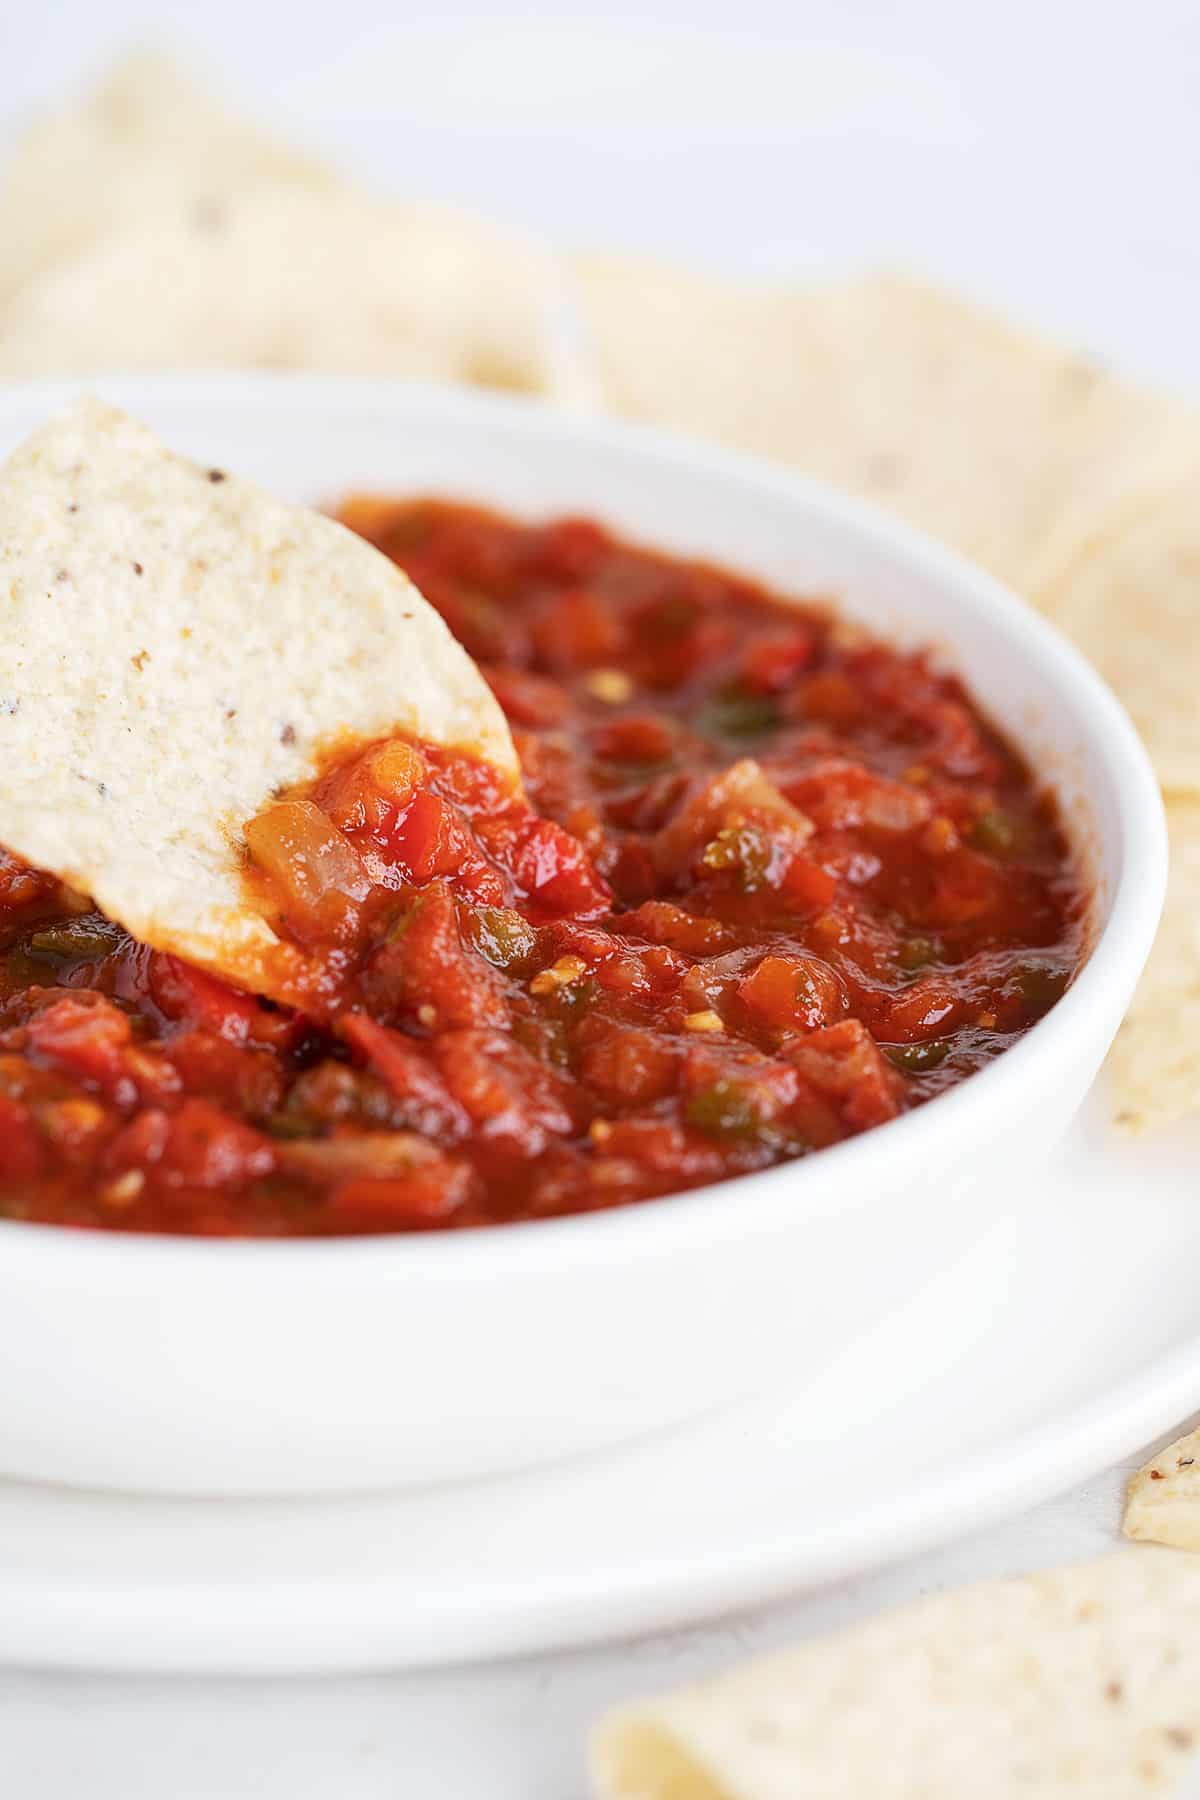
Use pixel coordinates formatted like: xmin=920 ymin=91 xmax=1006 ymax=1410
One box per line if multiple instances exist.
xmin=0 ymin=370 xmax=1169 ymax=1276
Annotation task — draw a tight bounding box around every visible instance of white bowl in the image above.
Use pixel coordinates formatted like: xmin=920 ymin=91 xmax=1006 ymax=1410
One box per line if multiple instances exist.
xmin=0 ymin=374 xmax=1166 ymax=1495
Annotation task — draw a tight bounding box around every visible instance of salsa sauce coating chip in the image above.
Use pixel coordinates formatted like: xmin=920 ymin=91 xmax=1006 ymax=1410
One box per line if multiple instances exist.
xmin=0 ymin=398 xmax=516 ymax=1000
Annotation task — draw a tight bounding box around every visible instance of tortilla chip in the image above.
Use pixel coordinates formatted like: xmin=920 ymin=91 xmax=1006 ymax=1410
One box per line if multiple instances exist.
xmin=0 ymin=50 xmax=572 ymax=395
xmin=592 ymin=1549 xmax=1200 ymax=1799
xmin=0 ymin=177 xmax=567 ymax=394
xmin=1105 ymin=803 xmax=1200 ymax=1131
xmin=1022 ymin=463 xmax=1200 ymax=1128
xmin=1125 ymin=1427 xmax=1200 ymax=1550
xmin=1023 ymin=462 xmax=1200 ymax=794
xmin=0 ymin=397 xmax=515 ymax=1000
xmin=0 ymin=50 xmax=335 ymax=308
xmin=571 ymin=258 xmax=1183 ymax=587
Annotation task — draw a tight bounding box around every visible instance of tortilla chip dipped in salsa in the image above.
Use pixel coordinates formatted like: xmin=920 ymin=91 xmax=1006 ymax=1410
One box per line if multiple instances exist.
xmin=0 ymin=397 xmax=517 ymax=1006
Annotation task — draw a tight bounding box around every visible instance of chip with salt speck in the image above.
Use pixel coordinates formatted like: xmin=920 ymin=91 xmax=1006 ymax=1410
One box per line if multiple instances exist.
xmin=0 ymin=396 xmax=516 ymax=1000
xmin=593 ymin=1549 xmax=1200 ymax=1799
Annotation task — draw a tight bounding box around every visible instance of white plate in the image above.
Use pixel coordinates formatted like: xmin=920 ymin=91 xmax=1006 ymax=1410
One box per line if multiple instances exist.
xmin=2 ymin=1083 xmax=1196 ymax=1675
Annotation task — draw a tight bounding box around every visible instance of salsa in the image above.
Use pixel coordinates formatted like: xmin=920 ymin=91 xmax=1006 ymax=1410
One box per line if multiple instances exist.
xmin=0 ymin=501 xmax=1084 ymax=1235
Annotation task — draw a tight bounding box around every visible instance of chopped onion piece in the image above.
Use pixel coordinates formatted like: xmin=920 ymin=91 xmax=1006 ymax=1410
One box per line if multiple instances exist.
xmin=245 ymin=800 xmax=372 ymax=942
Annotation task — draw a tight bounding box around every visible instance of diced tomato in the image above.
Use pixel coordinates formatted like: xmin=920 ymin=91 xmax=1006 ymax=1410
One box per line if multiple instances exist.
xmin=878 ymin=979 xmax=962 ymax=1043
xmin=0 ymin=848 xmax=57 ymax=911
xmin=589 ymin=1114 xmax=729 ymax=1186
xmin=274 ymin=1131 xmax=438 ymax=1186
xmin=148 ymin=955 xmax=265 ymax=1046
xmin=629 ymin=593 xmax=738 ymax=685
xmin=163 ymin=1030 xmax=285 ymax=1118
xmin=619 ymin=901 xmax=736 ymax=958
xmin=433 ymin=1029 xmax=578 ymax=1155
xmin=527 ymin=516 xmax=611 ymax=583
xmin=24 ymin=997 xmax=142 ymax=1109
xmin=676 ymin=948 xmax=747 ymax=1018
xmin=325 ymin=1163 xmax=473 ymax=1233
xmin=419 ymin=743 xmax=519 ymax=816
xmin=361 ymin=882 xmax=507 ymax=1030
xmin=680 ymin=1043 xmax=799 ymax=1135
xmin=576 ymin=1019 xmax=679 ymax=1105
xmin=154 ymin=1099 xmax=276 ymax=1190
xmin=795 ymin=671 xmax=864 ymax=726
xmin=37 ymin=1096 xmax=113 ymax=1162
xmin=104 ymin=1108 xmax=170 ymax=1176
xmin=607 ymin=839 xmax=660 ymax=905
xmin=414 ymin=510 xmax=520 ymax=592
xmin=784 ymin=760 xmax=932 ymax=835
xmin=778 ymin=856 xmax=839 ymax=910
xmin=923 ymin=699 xmax=1000 ymax=781
xmin=655 ymin=760 xmax=812 ymax=878
xmin=592 ymin=949 xmax=652 ymax=999
xmin=317 ymin=739 xmax=428 ymax=838
xmin=532 ymin=588 xmax=626 ymax=672
xmin=382 ymin=791 xmax=506 ymax=905
xmin=738 ymin=953 xmax=845 ymax=1034
xmin=590 ymin=716 xmax=677 ymax=765
xmin=738 ymin=626 xmax=814 ymax=694
xmin=339 ymin=1014 xmax=468 ymax=1142
xmin=919 ymin=852 xmax=1006 ymax=928
xmin=482 ymin=667 xmax=571 ymax=729
xmin=786 ymin=1021 xmax=901 ymax=1134
xmin=484 ymin=815 xmax=611 ymax=920
xmin=0 ymin=1093 xmax=45 ymax=1180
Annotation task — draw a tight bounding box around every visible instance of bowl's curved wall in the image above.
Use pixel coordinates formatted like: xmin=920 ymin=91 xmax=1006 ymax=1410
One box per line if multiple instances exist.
xmin=0 ymin=375 xmax=1165 ymax=1492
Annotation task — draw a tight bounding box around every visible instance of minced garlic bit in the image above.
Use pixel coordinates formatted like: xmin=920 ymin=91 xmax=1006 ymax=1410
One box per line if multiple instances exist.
xmin=589 ymin=1119 xmax=613 ymax=1144
xmin=416 ymin=1003 xmax=438 ymax=1028
xmin=57 ymin=883 xmax=95 ymax=915
xmin=529 ymin=953 xmax=588 ymax=996
xmin=921 ymin=816 xmax=959 ymax=856
xmin=584 ymin=668 xmax=633 ymax=705
xmin=590 ymin=1158 xmax=631 ymax=1188
xmin=99 ymin=1170 xmax=144 ymax=1207
xmin=40 ymin=1097 xmax=107 ymax=1144
xmin=810 ymin=909 xmax=842 ymax=945
xmin=682 ymin=1009 xmax=724 ymax=1033
xmin=829 ymin=620 xmax=869 ymax=652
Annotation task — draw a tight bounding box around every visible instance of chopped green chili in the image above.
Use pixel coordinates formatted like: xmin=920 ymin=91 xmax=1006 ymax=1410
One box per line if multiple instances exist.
xmin=970 ymin=809 xmax=1017 ymax=856
xmin=28 ymin=918 xmax=121 ymax=961
xmin=684 ymin=1080 xmax=762 ymax=1137
xmin=885 ymin=1039 xmax=952 ymax=1074
xmin=698 ymin=692 xmax=781 ymax=741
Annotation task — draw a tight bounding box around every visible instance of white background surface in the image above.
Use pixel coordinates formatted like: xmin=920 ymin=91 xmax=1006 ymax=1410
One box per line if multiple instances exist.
xmin=0 ymin=1460 xmax=1159 ymax=1800
xmin=1 ymin=2 xmax=1199 ymax=1793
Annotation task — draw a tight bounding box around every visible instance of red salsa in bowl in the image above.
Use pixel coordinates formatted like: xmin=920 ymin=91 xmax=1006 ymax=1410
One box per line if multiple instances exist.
xmin=0 ymin=500 xmax=1084 ymax=1236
